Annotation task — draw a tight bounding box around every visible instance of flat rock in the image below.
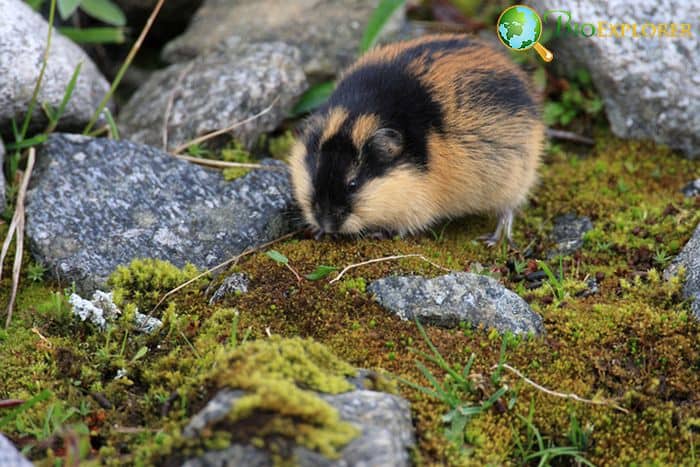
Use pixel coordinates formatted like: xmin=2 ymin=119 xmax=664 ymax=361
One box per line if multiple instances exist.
xmin=681 ymin=179 xmax=700 ymax=198
xmin=531 ymin=0 xmax=700 ymax=158
xmin=548 ymin=213 xmax=593 ymax=258
xmin=368 ymin=272 xmax=544 ymax=335
xmin=665 ymin=223 xmax=700 ymax=320
xmin=161 ymin=0 xmax=406 ymax=78
xmin=119 ymin=39 xmax=306 ymax=152
xmin=0 ymin=434 xmax=32 ymax=467
xmin=0 ymin=137 xmax=5 ymax=212
xmin=25 ymin=134 xmax=294 ymax=293
xmin=0 ymin=0 xmax=110 ymax=135
xmin=182 ymin=385 xmax=415 ymax=467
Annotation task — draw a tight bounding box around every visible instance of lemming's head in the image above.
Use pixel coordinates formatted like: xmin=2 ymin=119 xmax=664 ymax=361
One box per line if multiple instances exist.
xmin=289 ymin=107 xmax=407 ymax=234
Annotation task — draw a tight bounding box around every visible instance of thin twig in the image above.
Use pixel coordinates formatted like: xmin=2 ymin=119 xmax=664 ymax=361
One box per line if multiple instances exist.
xmin=496 ymin=363 xmax=629 ymax=413
xmin=284 ymin=263 xmax=303 ymax=283
xmin=149 ymin=230 xmax=301 ymax=315
xmin=162 ymin=61 xmax=195 ymax=151
xmin=3 ymin=148 xmax=36 ymax=327
xmin=329 ymin=253 xmax=452 ymax=284
xmin=83 ymin=0 xmax=166 ymax=134
xmin=171 ymin=154 xmax=278 ymax=170
xmin=172 ymin=97 xmax=280 ymax=155
xmin=546 ymin=128 xmax=595 ymax=146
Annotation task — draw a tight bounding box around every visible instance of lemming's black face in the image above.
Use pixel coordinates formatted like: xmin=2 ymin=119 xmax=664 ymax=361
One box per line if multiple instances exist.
xmin=311 ymin=131 xmax=358 ymax=232
xmin=305 ymin=121 xmax=405 ymax=233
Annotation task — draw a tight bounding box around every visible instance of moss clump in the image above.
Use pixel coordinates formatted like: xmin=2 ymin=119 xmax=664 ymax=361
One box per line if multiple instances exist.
xmin=223 ymin=167 xmax=252 ymax=180
xmin=108 ymin=258 xmax=205 ymax=310
xmin=213 ymin=337 xmax=359 ymax=458
xmin=267 ymin=130 xmax=295 ymax=160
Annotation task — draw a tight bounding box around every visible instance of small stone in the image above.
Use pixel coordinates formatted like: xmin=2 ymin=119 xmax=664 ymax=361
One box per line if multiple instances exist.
xmin=0 ymin=434 xmax=32 ymax=467
xmin=368 ymin=272 xmax=544 ymax=335
xmin=531 ymin=0 xmax=700 ymax=158
xmin=25 ymin=134 xmax=294 ymax=293
xmin=182 ymin=386 xmax=415 ymax=467
xmin=548 ymin=213 xmax=593 ymax=258
xmin=209 ymin=273 xmax=249 ymax=305
xmin=161 ymin=0 xmax=406 ymax=79
xmin=681 ymin=179 xmax=700 ymax=198
xmin=0 ymin=0 xmax=111 ymax=134
xmin=665 ymin=223 xmax=700 ymax=320
xmin=119 ymin=39 xmax=307 ymax=152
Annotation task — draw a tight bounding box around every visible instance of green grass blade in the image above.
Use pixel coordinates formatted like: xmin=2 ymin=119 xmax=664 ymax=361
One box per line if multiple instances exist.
xmin=359 ymin=0 xmax=406 ymax=54
xmin=0 ymin=389 xmax=52 ymax=429
xmin=5 ymin=134 xmax=48 ymax=151
xmin=103 ymin=107 xmax=120 ymax=139
xmin=19 ymin=0 xmax=56 ymax=141
xmin=397 ymin=376 xmax=443 ymax=400
xmin=57 ymin=0 xmax=80 ymax=19
xmin=58 ymin=26 xmax=125 ymax=44
xmin=291 ymin=81 xmax=335 ymax=116
xmin=79 ymin=0 xmax=126 ymax=26
xmin=45 ymin=61 xmax=82 ymax=133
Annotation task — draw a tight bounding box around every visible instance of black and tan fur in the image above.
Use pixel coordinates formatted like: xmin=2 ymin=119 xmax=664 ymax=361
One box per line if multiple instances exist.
xmin=289 ymin=34 xmax=544 ymax=243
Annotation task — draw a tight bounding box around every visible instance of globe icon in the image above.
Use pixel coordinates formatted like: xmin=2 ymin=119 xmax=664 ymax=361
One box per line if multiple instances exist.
xmin=496 ymin=5 xmax=553 ymax=61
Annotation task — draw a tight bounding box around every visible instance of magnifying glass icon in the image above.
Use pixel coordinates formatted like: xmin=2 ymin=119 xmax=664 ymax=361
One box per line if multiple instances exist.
xmin=497 ymin=5 xmax=554 ymax=62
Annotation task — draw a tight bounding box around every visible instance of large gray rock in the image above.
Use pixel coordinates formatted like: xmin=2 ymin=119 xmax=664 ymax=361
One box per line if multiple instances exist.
xmin=531 ymin=0 xmax=700 ymax=158
xmin=368 ymin=272 xmax=544 ymax=335
xmin=0 ymin=0 xmax=110 ymax=135
xmin=665 ymin=223 xmax=700 ymax=320
xmin=119 ymin=39 xmax=307 ymax=152
xmin=0 ymin=137 xmax=5 ymax=213
xmin=162 ymin=0 xmax=406 ymax=78
xmin=548 ymin=213 xmax=593 ymax=258
xmin=182 ymin=385 xmax=415 ymax=467
xmin=0 ymin=434 xmax=32 ymax=467
xmin=25 ymin=134 xmax=294 ymax=293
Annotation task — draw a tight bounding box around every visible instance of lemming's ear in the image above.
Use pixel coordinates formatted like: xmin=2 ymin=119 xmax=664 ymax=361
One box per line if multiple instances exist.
xmin=369 ymin=128 xmax=403 ymax=160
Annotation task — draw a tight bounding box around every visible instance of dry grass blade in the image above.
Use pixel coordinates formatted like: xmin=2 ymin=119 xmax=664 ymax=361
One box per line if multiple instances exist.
xmin=172 ymin=96 xmax=280 ymax=155
xmin=84 ymin=0 xmax=166 ymax=134
xmin=3 ymin=148 xmax=36 ymax=328
xmin=497 ymin=363 xmax=629 ymax=413
xmin=148 ymin=230 xmax=301 ymax=315
xmin=171 ymin=154 xmax=278 ymax=170
xmin=329 ymin=253 xmax=452 ymax=284
xmin=546 ymin=128 xmax=595 ymax=146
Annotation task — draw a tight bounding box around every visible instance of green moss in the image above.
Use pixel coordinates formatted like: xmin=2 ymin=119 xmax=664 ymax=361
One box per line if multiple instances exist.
xmin=108 ymin=258 xmax=206 ymax=310
xmin=338 ymin=277 xmax=367 ymax=294
xmin=267 ymin=131 xmax=296 ymax=160
xmin=222 ymin=167 xmax=252 ymax=180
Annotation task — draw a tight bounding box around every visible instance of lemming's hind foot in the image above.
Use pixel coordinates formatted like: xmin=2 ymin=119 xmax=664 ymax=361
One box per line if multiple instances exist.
xmin=478 ymin=210 xmax=516 ymax=248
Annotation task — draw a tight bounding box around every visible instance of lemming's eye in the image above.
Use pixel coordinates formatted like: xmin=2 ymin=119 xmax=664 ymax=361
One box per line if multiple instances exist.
xmin=348 ymin=179 xmax=358 ymax=191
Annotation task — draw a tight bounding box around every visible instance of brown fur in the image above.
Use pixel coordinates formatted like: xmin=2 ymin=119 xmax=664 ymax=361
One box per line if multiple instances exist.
xmin=289 ymin=34 xmax=544 ymax=237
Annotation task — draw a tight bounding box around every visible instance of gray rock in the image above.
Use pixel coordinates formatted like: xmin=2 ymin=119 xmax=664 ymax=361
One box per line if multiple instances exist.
xmin=665 ymin=223 xmax=700 ymax=320
xmin=548 ymin=213 xmax=593 ymax=258
xmin=0 ymin=0 xmax=110 ymax=135
xmin=161 ymin=0 xmax=406 ymax=78
xmin=209 ymin=273 xmax=249 ymax=305
xmin=182 ymin=385 xmax=415 ymax=467
xmin=531 ymin=1 xmax=700 ymax=158
xmin=0 ymin=137 xmax=5 ymax=213
xmin=0 ymin=434 xmax=32 ymax=467
xmin=368 ymin=272 xmax=544 ymax=335
xmin=681 ymin=179 xmax=700 ymax=198
xmin=119 ymin=39 xmax=307 ymax=152
xmin=25 ymin=134 xmax=294 ymax=293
